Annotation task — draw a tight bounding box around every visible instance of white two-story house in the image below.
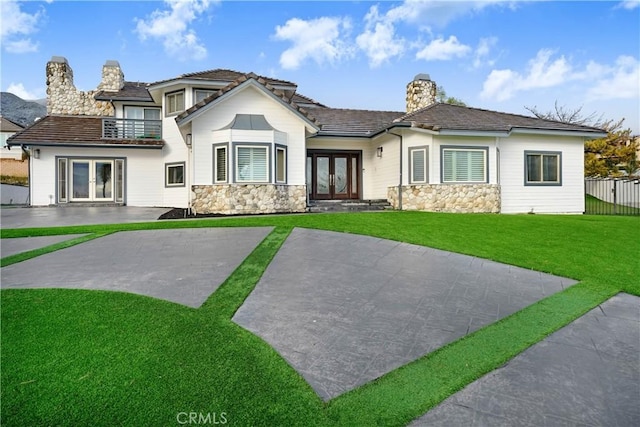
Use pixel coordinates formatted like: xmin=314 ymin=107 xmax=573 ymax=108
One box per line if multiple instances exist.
xmin=8 ymin=56 xmax=606 ymax=214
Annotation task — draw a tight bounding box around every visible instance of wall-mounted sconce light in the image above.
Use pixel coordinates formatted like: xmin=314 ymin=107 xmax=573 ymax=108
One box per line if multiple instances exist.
xmin=33 ymin=148 xmax=40 ymax=159
xmin=186 ymin=133 xmax=192 ymax=147
xmin=376 ymin=146 xmax=383 ymax=157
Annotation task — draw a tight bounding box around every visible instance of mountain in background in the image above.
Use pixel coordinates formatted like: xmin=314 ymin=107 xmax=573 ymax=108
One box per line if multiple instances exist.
xmin=0 ymin=93 xmax=47 ymax=128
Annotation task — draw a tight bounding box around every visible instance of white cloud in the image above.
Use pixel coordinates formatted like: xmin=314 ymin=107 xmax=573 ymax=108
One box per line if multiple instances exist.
xmin=587 ymin=56 xmax=640 ymax=101
xmin=386 ymin=0 xmax=509 ymax=28
xmin=481 ymin=49 xmax=640 ymax=103
xmin=473 ymin=36 xmax=498 ymax=68
xmin=273 ymin=16 xmax=353 ymax=70
xmin=134 ymin=0 xmax=215 ymax=61
xmin=416 ymin=35 xmax=471 ymax=61
xmin=6 ymin=82 xmax=44 ymax=100
xmin=481 ymin=49 xmax=573 ymax=101
xmin=615 ymin=1 xmax=639 ymax=10
xmin=356 ymin=5 xmax=405 ymax=67
xmin=0 ymin=0 xmax=44 ymax=53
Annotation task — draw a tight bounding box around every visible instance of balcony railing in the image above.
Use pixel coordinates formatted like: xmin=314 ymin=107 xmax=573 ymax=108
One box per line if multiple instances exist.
xmin=102 ymin=118 xmax=162 ymax=139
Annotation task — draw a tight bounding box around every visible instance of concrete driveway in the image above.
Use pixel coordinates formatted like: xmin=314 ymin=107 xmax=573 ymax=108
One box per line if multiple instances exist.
xmin=1 ymin=206 xmax=170 ymax=228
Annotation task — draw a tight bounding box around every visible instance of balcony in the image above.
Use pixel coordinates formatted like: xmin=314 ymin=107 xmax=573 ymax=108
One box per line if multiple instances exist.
xmin=102 ymin=118 xmax=162 ymax=139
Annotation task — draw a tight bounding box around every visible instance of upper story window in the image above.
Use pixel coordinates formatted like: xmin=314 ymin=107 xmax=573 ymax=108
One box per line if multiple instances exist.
xmin=166 ymin=90 xmax=185 ymax=116
xmin=194 ymin=89 xmax=217 ymax=104
xmin=525 ymin=151 xmax=562 ymax=186
xmin=441 ymin=147 xmax=488 ymax=183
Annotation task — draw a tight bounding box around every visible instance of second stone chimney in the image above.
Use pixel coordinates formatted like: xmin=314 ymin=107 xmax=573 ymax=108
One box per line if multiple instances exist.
xmin=45 ymin=56 xmax=115 ymax=116
xmin=406 ymin=73 xmax=437 ymax=114
xmin=98 ymin=60 xmax=125 ymax=92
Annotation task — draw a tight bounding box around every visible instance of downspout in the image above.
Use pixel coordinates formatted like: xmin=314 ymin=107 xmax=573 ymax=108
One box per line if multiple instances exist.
xmin=385 ymin=129 xmax=403 ymax=210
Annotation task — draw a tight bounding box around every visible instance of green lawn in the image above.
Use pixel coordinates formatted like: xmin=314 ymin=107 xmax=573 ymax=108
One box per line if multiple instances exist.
xmin=2 ymin=212 xmax=639 ymax=426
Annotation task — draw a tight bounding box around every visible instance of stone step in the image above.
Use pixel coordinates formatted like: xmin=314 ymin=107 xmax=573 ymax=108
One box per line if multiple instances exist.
xmin=308 ymin=199 xmax=392 ymax=213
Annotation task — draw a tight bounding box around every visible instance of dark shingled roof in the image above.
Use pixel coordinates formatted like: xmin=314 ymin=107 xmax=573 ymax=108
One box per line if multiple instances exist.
xmin=176 ymin=73 xmax=319 ymax=127
xmin=0 ymin=116 xmax=25 ymax=132
xmin=400 ymin=103 xmax=606 ymax=134
xmin=6 ymin=115 xmax=164 ymax=148
xmin=151 ymin=68 xmax=297 ymax=88
xmin=309 ymin=108 xmax=404 ymax=137
xmin=94 ymin=81 xmax=154 ymax=102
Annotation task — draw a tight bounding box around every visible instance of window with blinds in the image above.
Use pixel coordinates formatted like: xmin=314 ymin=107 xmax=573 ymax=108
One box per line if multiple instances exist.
xmin=236 ymin=146 xmax=268 ymax=182
xmin=214 ymin=145 xmax=227 ymax=183
xmin=442 ymin=148 xmax=487 ymax=183
xmin=410 ymin=147 xmax=428 ymax=184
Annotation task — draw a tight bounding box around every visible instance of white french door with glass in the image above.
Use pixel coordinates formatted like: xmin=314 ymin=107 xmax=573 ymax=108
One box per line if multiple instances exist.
xmin=70 ymin=160 xmax=114 ymax=201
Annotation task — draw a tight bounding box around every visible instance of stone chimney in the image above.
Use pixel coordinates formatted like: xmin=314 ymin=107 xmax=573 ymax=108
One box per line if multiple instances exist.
xmin=45 ymin=56 xmax=114 ymax=116
xmin=406 ymin=73 xmax=437 ymax=114
xmin=98 ymin=60 xmax=125 ymax=92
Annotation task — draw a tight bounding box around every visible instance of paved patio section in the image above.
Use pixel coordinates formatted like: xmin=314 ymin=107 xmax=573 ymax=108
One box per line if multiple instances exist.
xmin=411 ymin=293 xmax=640 ymax=426
xmin=1 ymin=227 xmax=272 ymax=308
xmin=232 ymin=228 xmax=578 ymax=401
xmin=1 ymin=234 xmax=87 ymax=258
xmin=1 ymin=206 xmax=170 ymax=228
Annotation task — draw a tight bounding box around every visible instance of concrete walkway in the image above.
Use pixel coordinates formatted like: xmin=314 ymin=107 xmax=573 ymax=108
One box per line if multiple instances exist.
xmin=232 ymin=228 xmax=578 ymax=401
xmin=1 ymin=228 xmax=272 ymax=308
xmin=1 ymin=206 xmax=170 ymax=228
xmin=1 ymin=234 xmax=87 ymax=258
xmin=411 ymin=293 xmax=640 ymax=426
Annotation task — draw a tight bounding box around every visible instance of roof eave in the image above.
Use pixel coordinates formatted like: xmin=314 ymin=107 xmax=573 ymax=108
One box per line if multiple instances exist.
xmin=508 ymin=127 xmax=608 ymax=138
xmin=176 ymin=79 xmax=320 ymax=132
xmin=7 ymin=141 xmax=164 ymax=149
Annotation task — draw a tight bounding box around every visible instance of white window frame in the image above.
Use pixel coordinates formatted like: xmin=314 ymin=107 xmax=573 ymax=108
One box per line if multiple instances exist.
xmin=57 ymin=157 xmax=68 ymax=203
xmin=409 ymin=146 xmax=429 ymax=184
xmin=275 ymin=145 xmax=287 ymax=183
xmin=165 ymin=90 xmax=185 ymax=116
xmin=235 ymin=145 xmax=270 ymax=183
xmin=525 ymin=151 xmax=562 ymax=186
xmin=194 ymin=89 xmax=217 ymax=104
xmin=213 ymin=144 xmax=228 ymax=183
xmin=441 ymin=146 xmax=488 ymax=183
xmin=165 ymin=162 xmax=185 ymax=187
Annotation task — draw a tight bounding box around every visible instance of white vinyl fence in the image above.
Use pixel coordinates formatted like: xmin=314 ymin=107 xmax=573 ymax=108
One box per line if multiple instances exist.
xmin=585 ymin=178 xmax=640 ymax=215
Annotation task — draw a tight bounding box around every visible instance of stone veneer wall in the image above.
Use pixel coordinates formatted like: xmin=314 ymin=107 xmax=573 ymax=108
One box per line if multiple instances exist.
xmin=388 ymin=184 xmax=501 ymax=213
xmin=406 ymin=76 xmax=437 ymax=113
xmin=192 ymin=184 xmax=307 ymax=215
xmin=46 ymin=57 xmax=115 ymax=116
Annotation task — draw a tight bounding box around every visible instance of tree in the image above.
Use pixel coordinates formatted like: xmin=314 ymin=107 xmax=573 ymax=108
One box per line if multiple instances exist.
xmin=436 ymin=85 xmax=467 ymax=106
xmin=525 ymin=101 xmax=638 ymax=177
xmin=585 ymin=130 xmax=638 ymax=177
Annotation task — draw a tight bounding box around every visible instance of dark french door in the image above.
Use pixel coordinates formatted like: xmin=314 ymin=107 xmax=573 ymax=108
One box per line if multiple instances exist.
xmin=307 ymin=151 xmax=360 ymax=200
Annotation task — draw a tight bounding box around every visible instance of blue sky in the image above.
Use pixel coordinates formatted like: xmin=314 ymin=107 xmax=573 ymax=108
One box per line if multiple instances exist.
xmin=2 ymin=0 xmax=639 ymax=133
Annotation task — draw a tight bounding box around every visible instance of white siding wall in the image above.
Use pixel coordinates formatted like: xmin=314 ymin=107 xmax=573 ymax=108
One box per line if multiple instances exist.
xmin=367 ymin=133 xmax=401 ymax=199
xmin=191 ymin=86 xmax=308 ymax=186
xmin=30 ymin=146 xmax=163 ymax=206
xmin=161 ymin=91 xmax=189 ymax=207
xmin=499 ymin=134 xmax=585 ymax=214
xmin=111 ymin=99 xmax=189 ymax=208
